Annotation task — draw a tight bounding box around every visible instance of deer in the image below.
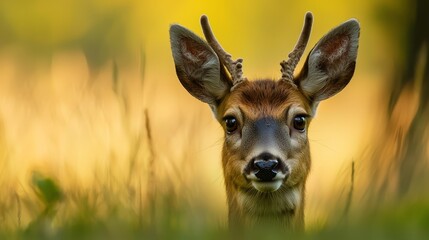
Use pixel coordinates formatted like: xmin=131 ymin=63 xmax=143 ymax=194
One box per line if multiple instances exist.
xmin=169 ymin=12 xmax=360 ymax=229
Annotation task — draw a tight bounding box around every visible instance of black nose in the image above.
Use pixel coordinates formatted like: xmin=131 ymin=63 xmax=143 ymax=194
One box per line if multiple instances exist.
xmin=253 ymin=153 xmax=279 ymax=181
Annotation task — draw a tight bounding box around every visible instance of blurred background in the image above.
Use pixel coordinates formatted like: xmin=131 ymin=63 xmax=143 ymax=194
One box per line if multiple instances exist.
xmin=0 ymin=0 xmax=428 ymax=236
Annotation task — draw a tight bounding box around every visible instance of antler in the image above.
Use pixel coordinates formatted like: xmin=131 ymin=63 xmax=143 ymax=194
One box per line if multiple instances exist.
xmin=200 ymin=15 xmax=246 ymax=88
xmin=281 ymin=12 xmax=313 ymax=83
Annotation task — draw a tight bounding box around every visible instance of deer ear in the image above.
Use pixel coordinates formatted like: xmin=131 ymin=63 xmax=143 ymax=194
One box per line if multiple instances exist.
xmin=170 ymin=24 xmax=231 ymax=109
xmin=297 ymin=19 xmax=359 ymax=109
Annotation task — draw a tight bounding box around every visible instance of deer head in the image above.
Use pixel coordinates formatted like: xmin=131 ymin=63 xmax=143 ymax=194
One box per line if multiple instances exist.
xmin=169 ymin=12 xmax=359 ymax=228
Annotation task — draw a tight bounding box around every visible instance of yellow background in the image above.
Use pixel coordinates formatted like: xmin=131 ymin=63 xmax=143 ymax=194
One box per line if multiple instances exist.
xmin=0 ymin=0 xmax=420 ymax=227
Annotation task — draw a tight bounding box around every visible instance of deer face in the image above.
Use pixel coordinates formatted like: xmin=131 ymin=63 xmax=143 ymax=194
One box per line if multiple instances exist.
xmin=169 ymin=13 xmax=359 ymax=195
xmin=218 ymin=80 xmax=312 ymax=192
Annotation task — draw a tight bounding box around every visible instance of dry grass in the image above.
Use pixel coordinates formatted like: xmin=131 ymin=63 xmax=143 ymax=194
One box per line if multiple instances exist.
xmin=0 ymin=44 xmax=428 ymax=240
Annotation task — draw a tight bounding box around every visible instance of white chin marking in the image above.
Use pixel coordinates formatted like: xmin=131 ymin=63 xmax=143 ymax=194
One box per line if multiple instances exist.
xmin=251 ymin=180 xmax=283 ymax=192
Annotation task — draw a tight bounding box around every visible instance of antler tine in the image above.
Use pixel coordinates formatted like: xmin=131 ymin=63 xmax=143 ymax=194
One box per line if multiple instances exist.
xmin=200 ymin=15 xmax=246 ymax=87
xmin=281 ymin=12 xmax=313 ymax=83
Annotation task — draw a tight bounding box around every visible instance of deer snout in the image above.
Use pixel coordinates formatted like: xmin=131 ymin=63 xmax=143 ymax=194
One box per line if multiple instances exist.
xmin=244 ymin=152 xmax=289 ymax=192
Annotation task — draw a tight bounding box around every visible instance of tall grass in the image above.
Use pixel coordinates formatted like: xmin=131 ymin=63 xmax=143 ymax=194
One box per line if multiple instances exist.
xmin=0 ymin=42 xmax=428 ymax=240
xmin=0 ymin=61 xmax=426 ymax=240
xmin=0 ymin=49 xmax=224 ymax=238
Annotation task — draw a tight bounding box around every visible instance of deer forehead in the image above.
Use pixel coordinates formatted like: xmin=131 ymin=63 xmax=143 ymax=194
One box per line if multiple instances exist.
xmin=219 ymin=80 xmax=311 ymax=119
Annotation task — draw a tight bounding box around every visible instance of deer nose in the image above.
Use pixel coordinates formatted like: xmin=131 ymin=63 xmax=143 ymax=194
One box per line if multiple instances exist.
xmin=253 ymin=153 xmax=279 ymax=181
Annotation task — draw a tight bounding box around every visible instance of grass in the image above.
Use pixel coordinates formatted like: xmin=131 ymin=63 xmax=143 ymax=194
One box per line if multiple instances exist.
xmin=2 ymin=185 xmax=428 ymax=240
xmin=0 ymin=51 xmax=428 ymax=239
xmin=0 ymin=126 xmax=427 ymax=239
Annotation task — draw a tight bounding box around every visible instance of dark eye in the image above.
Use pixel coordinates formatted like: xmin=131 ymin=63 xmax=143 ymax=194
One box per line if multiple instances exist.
xmin=224 ymin=116 xmax=238 ymax=134
xmin=293 ymin=115 xmax=307 ymax=132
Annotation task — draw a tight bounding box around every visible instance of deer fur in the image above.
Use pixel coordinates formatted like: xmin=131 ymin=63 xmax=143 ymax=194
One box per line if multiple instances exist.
xmin=169 ymin=12 xmax=360 ymax=229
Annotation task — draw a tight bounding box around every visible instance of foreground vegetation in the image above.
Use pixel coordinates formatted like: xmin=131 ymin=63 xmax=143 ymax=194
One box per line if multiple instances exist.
xmin=0 ymin=170 xmax=428 ymax=239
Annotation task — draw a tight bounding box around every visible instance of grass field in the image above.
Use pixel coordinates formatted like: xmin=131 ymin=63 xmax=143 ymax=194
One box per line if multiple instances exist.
xmin=0 ymin=55 xmax=427 ymax=239
xmin=1 ymin=174 xmax=428 ymax=239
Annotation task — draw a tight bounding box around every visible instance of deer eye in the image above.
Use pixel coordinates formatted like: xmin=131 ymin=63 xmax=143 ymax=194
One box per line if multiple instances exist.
xmin=224 ymin=116 xmax=238 ymax=134
xmin=293 ymin=115 xmax=307 ymax=132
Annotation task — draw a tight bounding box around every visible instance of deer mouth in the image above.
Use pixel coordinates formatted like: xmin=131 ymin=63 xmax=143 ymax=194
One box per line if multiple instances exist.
xmin=246 ymin=171 xmax=288 ymax=192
